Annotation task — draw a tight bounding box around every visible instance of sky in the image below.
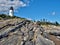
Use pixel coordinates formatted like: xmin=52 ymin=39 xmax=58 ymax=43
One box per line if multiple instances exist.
xmin=0 ymin=0 xmax=60 ymax=23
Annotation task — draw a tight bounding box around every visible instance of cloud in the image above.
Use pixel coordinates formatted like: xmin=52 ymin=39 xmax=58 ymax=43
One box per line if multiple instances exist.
xmin=27 ymin=18 xmax=32 ymax=20
xmin=0 ymin=0 xmax=31 ymax=14
xmin=48 ymin=11 xmax=56 ymax=16
xmin=52 ymin=11 xmax=56 ymax=15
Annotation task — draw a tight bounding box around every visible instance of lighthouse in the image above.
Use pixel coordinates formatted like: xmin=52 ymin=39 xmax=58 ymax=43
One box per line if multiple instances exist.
xmin=9 ymin=7 xmax=14 ymax=17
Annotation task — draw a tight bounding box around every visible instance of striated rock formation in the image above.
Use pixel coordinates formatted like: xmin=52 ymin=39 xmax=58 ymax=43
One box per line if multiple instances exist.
xmin=0 ymin=19 xmax=55 ymax=45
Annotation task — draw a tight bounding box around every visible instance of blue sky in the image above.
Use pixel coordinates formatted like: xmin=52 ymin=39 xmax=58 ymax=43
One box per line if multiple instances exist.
xmin=14 ymin=0 xmax=60 ymax=23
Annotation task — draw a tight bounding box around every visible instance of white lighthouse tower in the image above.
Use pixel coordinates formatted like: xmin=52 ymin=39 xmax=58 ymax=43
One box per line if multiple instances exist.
xmin=9 ymin=7 xmax=14 ymax=17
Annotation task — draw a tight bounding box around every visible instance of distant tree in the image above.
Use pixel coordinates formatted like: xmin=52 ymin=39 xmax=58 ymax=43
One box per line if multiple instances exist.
xmin=43 ymin=18 xmax=45 ymax=22
xmin=55 ymin=21 xmax=59 ymax=26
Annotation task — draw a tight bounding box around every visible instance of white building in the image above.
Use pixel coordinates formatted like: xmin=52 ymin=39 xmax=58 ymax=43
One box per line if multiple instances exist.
xmin=9 ymin=7 xmax=14 ymax=16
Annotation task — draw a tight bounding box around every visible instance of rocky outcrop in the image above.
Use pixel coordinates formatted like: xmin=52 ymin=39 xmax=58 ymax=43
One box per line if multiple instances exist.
xmin=0 ymin=20 xmax=55 ymax=45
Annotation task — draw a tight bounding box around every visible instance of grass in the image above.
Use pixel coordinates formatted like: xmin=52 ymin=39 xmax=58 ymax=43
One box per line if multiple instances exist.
xmin=0 ymin=14 xmax=26 ymax=20
xmin=36 ymin=21 xmax=60 ymax=26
